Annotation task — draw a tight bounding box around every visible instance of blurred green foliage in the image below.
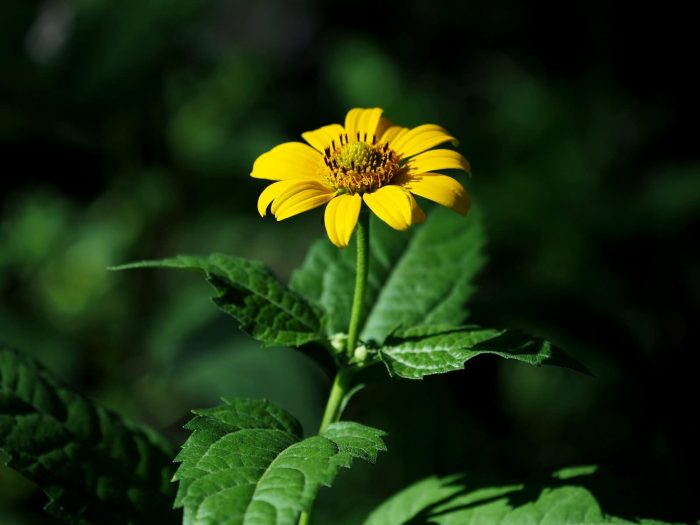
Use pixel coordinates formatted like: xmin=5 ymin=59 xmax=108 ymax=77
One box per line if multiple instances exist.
xmin=1 ymin=0 xmax=697 ymax=523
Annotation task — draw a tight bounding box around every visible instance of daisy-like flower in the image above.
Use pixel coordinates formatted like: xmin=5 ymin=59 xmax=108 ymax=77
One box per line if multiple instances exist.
xmin=252 ymin=108 xmax=470 ymax=248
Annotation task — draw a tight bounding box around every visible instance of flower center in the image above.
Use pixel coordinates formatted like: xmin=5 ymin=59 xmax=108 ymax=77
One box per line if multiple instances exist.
xmin=322 ymin=137 xmax=400 ymax=194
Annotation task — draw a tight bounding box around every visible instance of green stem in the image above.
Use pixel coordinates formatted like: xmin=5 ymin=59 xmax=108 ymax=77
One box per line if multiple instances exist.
xmin=346 ymin=210 xmax=370 ymax=359
xmin=298 ymin=369 xmax=354 ymax=525
xmin=299 ymin=211 xmax=370 ymax=525
xmin=298 ymin=508 xmax=312 ymax=525
xmin=318 ymin=367 xmax=354 ymax=432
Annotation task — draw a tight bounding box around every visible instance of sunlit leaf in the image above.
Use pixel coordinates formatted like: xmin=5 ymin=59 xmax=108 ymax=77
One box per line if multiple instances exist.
xmin=364 ymin=466 xmax=687 ymax=524
xmin=379 ymin=326 xmax=589 ymax=379
xmin=174 ymin=398 xmax=386 ymax=525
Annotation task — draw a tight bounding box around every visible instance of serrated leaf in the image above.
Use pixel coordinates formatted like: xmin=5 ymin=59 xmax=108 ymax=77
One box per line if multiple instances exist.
xmin=174 ymin=398 xmax=386 ymax=525
xmin=291 ymin=206 xmax=485 ymax=344
xmin=322 ymin=421 xmax=387 ymax=467
xmin=112 ymin=253 xmax=324 ymax=348
xmin=364 ymin=467 xmax=692 ymax=524
xmin=379 ymin=326 xmax=589 ymax=379
xmin=0 ymin=346 xmax=178 ymax=525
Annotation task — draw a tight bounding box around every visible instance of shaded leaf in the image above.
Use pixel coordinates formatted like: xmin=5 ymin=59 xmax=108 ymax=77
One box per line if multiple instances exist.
xmin=362 ymin=207 xmax=485 ymax=344
xmin=112 ymin=254 xmax=324 ymax=348
xmin=290 ymin=212 xmax=409 ymax=337
xmin=0 ymin=346 xmax=178 ymax=525
xmin=291 ymin=206 xmax=485 ymax=344
xmin=174 ymin=398 xmax=386 ymax=525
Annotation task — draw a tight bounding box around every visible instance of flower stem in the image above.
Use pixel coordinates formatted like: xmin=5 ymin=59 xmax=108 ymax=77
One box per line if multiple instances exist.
xmin=346 ymin=210 xmax=370 ymax=359
xmin=298 ymin=212 xmax=370 ymax=525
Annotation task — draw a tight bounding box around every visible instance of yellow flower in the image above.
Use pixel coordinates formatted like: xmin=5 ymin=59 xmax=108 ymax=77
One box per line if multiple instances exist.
xmin=252 ymin=108 xmax=470 ymax=248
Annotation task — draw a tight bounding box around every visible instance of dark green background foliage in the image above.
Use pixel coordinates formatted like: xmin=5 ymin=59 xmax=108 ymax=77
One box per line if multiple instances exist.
xmin=0 ymin=0 xmax=697 ymax=523
xmin=0 ymin=346 xmax=179 ymax=524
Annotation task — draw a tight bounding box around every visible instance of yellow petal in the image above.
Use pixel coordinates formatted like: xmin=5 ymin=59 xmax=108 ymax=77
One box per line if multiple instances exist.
xmin=391 ymin=124 xmax=458 ymax=158
xmin=409 ymin=193 xmax=426 ymax=224
xmin=257 ymin=180 xmax=304 ymax=216
xmin=323 ymin=193 xmax=362 ymax=248
xmin=401 ymin=172 xmax=470 ymax=215
xmin=251 ymin=142 xmax=323 ymax=180
xmin=271 ymin=180 xmax=335 ymax=221
xmin=381 ymin=125 xmax=409 ymax=146
xmin=363 ymin=185 xmax=413 ymax=230
xmin=302 ymin=124 xmax=346 ymax=152
xmin=408 ymin=149 xmax=470 ymax=175
xmin=344 ymin=108 xmax=383 ymax=142
xmin=374 ymin=117 xmax=394 ymax=141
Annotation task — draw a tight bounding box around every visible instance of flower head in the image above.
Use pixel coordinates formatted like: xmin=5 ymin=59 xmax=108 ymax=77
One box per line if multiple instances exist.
xmin=252 ymin=108 xmax=470 ymax=247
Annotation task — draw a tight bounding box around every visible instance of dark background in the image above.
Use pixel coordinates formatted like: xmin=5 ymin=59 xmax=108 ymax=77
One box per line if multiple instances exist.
xmin=1 ymin=0 xmax=698 ymax=523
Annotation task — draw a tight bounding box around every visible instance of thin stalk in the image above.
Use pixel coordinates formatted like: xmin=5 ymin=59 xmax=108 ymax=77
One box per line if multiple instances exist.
xmin=298 ymin=371 xmax=354 ymax=525
xmin=298 ymin=211 xmax=370 ymax=525
xmin=346 ymin=210 xmax=370 ymax=359
xmin=318 ymin=367 xmax=354 ymax=432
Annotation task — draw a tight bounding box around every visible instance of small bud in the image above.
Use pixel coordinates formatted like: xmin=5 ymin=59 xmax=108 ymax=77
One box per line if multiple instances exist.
xmin=330 ymin=333 xmax=347 ymax=353
xmin=353 ymin=344 xmax=368 ymax=363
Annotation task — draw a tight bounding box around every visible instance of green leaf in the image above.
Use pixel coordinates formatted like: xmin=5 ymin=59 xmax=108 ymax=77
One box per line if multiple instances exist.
xmin=361 ymin=207 xmax=485 ymax=344
xmin=321 ymin=421 xmax=387 ymax=467
xmin=364 ymin=467 xmax=691 ymax=525
xmin=291 ymin=206 xmax=485 ymax=344
xmin=0 ymin=346 xmax=178 ymax=525
xmin=174 ymin=397 xmax=387 ymax=525
xmin=112 ymin=253 xmax=324 ymax=348
xmin=379 ymin=326 xmax=589 ymax=379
